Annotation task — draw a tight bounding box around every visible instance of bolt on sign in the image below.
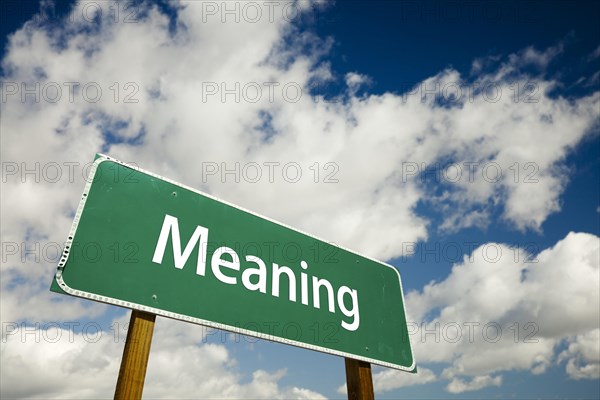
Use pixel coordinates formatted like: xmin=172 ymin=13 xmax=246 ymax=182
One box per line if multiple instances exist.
xmin=51 ymin=154 xmax=415 ymax=371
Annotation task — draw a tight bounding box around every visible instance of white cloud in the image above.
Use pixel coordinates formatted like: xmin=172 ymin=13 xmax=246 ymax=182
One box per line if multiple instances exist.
xmin=337 ymin=367 xmax=436 ymax=395
xmin=406 ymin=231 xmax=600 ymax=390
xmin=372 ymin=367 xmax=436 ymax=393
xmin=446 ymin=374 xmax=502 ymax=394
xmin=345 ymin=72 xmax=371 ymax=95
xmin=559 ymin=329 xmax=600 ymax=380
xmin=0 ymin=315 xmax=325 ymax=399
xmin=2 ymin=1 xmax=598 ymax=264
xmin=588 ymin=45 xmax=600 ymax=60
xmin=0 ymin=280 xmax=106 ymax=325
xmin=1 ymin=1 xmax=599 ymax=398
xmin=512 ymin=44 xmax=564 ymax=69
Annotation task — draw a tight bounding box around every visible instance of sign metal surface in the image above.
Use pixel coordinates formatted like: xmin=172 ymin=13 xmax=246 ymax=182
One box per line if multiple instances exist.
xmin=51 ymin=155 xmax=415 ymax=371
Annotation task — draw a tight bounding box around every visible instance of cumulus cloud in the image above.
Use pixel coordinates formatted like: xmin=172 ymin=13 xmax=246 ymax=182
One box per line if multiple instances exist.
xmin=337 ymin=366 xmax=436 ymax=395
xmin=0 ymin=315 xmax=326 ymax=399
xmin=344 ymin=72 xmax=371 ymax=95
xmin=558 ymin=329 xmax=600 ymax=380
xmin=446 ymin=374 xmax=502 ymax=394
xmin=406 ymin=231 xmax=600 ymax=390
xmin=1 ymin=0 xmax=599 ymax=398
xmin=2 ymin=1 xmax=598 ymax=264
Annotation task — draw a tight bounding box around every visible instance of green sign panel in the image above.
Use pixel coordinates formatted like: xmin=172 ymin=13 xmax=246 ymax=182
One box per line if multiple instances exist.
xmin=51 ymin=154 xmax=415 ymax=371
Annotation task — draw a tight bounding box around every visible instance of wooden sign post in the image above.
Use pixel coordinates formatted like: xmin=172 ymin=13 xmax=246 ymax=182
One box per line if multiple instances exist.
xmin=345 ymin=357 xmax=374 ymax=400
xmin=114 ymin=310 xmax=156 ymax=400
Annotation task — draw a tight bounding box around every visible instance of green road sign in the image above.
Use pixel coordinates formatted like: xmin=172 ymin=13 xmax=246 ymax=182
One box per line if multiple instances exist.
xmin=51 ymin=154 xmax=415 ymax=371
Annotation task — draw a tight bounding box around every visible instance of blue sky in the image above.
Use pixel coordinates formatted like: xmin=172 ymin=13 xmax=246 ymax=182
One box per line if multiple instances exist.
xmin=1 ymin=1 xmax=599 ymax=399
